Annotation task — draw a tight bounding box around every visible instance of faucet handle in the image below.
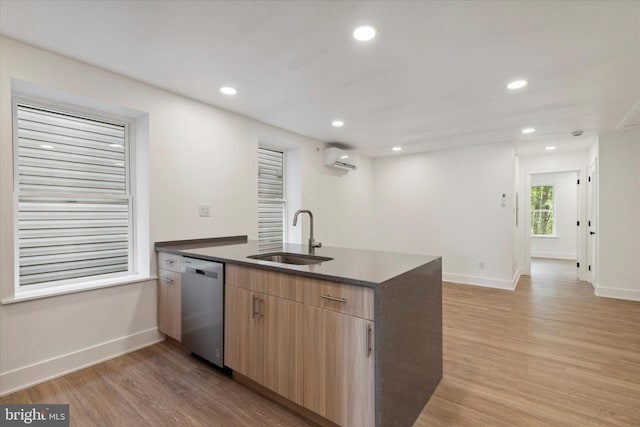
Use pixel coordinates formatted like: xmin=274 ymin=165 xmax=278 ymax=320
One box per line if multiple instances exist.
xmin=308 ymin=238 xmax=322 ymax=254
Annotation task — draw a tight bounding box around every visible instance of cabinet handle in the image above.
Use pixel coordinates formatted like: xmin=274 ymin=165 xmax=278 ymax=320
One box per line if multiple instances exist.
xmin=162 ymin=277 xmax=174 ymax=283
xmin=366 ymin=324 xmax=372 ymax=358
xmin=165 ymin=259 xmax=175 ymax=264
xmin=252 ymin=295 xmax=259 ymax=319
xmin=259 ymin=298 xmax=265 ymax=318
xmin=321 ymin=294 xmax=347 ymax=303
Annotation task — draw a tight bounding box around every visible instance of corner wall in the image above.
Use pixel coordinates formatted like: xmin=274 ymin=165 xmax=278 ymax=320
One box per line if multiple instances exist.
xmin=371 ymin=143 xmax=518 ymax=289
xmin=596 ymin=128 xmax=640 ymax=300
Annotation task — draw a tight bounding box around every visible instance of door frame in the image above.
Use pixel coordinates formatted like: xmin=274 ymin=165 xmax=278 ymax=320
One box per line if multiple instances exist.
xmin=586 ymin=160 xmax=598 ymax=286
xmin=523 ymin=168 xmax=586 ymax=280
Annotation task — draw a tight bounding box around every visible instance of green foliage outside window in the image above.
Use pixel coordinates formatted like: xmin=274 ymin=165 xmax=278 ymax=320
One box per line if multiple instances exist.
xmin=531 ymin=185 xmax=554 ymax=235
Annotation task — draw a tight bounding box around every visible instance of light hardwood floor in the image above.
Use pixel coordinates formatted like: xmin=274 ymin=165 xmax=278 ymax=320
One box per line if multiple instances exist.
xmin=2 ymin=258 xmax=639 ymax=426
xmin=0 ymin=343 xmax=314 ymax=427
xmin=530 ymin=257 xmax=581 ymax=282
xmin=416 ymin=258 xmax=640 ymax=426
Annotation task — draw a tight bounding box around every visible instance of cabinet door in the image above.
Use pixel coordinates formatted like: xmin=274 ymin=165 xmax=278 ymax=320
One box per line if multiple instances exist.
xmin=304 ymin=306 xmax=375 ymax=427
xmin=262 ymin=294 xmax=304 ymax=405
xmin=158 ymin=270 xmax=181 ymax=341
xmin=224 ymin=286 xmax=264 ymax=383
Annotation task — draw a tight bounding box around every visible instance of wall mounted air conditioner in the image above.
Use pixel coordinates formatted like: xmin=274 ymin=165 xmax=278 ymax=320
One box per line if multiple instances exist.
xmin=324 ymin=147 xmax=359 ymax=171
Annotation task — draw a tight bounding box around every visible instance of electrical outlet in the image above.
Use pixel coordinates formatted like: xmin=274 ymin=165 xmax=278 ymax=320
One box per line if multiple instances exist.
xmin=478 ymin=261 xmax=485 ymax=270
xmin=199 ymin=203 xmax=211 ymax=217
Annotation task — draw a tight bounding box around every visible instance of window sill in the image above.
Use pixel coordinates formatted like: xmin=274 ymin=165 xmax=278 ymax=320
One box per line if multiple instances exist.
xmin=1 ymin=274 xmax=157 ymax=305
xmin=531 ymin=234 xmax=559 ymax=239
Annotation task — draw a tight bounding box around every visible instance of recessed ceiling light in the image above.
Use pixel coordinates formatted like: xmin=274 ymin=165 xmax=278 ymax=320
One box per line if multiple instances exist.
xmin=220 ymin=86 xmax=237 ymax=95
xmin=392 ymin=146 xmax=402 ymax=152
xmin=39 ymin=144 xmax=54 ymax=149
xmin=507 ymin=80 xmax=527 ymax=90
xmin=521 ymin=128 xmax=536 ymax=134
xmin=545 ymin=146 xmax=556 ymax=151
xmin=353 ymin=26 xmax=376 ymax=41
xmin=332 ymin=120 xmax=344 ymax=127
xmin=340 ymin=155 xmax=349 ymax=160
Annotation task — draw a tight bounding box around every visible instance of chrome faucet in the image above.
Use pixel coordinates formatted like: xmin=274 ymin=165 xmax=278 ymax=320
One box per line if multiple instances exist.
xmin=293 ymin=209 xmax=322 ymax=254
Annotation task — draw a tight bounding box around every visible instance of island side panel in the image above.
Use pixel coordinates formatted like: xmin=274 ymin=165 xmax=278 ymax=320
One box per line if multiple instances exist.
xmin=376 ymin=258 xmax=443 ymax=427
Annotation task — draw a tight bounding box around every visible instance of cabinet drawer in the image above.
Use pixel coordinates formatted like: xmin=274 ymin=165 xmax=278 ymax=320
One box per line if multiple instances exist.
xmin=227 ymin=265 xmax=374 ymax=320
xmin=306 ymin=281 xmax=374 ymax=321
xmin=225 ymin=264 xmax=305 ymax=302
xmin=158 ymin=252 xmax=183 ymax=272
xmin=158 ymin=268 xmax=181 ymax=285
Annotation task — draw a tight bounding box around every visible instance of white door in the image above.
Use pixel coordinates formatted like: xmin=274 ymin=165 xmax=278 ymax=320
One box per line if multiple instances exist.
xmin=586 ymin=162 xmax=597 ymax=284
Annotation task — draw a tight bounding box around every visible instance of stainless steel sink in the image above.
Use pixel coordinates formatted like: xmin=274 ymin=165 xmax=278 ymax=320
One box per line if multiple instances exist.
xmin=247 ymin=252 xmax=333 ymax=265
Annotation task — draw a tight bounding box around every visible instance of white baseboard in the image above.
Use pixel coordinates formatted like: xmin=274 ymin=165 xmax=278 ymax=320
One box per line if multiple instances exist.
xmin=531 ymin=252 xmax=576 ymax=260
xmin=0 ymin=327 xmax=164 ymax=397
xmin=512 ymin=268 xmax=522 ymax=290
xmin=444 ymin=271 xmax=519 ymax=291
xmin=592 ymin=282 xmax=640 ymax=301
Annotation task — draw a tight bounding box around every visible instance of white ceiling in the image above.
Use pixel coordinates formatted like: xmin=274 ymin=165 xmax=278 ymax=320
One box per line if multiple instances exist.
xmin=1 ymin=0 xmax=638 ymax=157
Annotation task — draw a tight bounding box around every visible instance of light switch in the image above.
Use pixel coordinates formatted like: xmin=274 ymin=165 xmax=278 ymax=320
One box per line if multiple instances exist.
xmin=199 ymin=203 xmax=211 ymax=217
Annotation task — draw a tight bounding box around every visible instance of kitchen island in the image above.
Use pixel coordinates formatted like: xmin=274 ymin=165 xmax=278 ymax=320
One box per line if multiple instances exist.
xmin=156 ymin=236 xmax=442 ymax=427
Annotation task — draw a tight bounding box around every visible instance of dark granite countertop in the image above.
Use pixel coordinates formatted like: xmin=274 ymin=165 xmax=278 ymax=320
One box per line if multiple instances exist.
xmin=155 ymin=236 xmax=440 ymax=288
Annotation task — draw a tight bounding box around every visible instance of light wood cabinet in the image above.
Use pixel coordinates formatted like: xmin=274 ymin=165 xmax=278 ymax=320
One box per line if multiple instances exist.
xmin=158 ymin=269 xmax=181 ymax=341
xmin=304 ymin=305 xmax=375 ymax=427
xmin=262 ymin=293 xmax=304 ymax=403
xmin=225 ymin=286 xmax=264 ymax=381
xmin=158 ymin=252 xmax=182 ymax=272
xmin=225 ymin=283 xmax=304 ymax=405
xmin=225 ymin=264 xmax=375 ymax=426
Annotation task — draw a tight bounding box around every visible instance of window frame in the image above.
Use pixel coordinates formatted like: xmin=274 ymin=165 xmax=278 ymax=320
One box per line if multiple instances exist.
xmin=530 ymin=184 xmax=556 ymax=237
xmin=11 ymin=95 xmax=140 ymax=298
xmin=257 ymin=146 xmax=287 ymax=250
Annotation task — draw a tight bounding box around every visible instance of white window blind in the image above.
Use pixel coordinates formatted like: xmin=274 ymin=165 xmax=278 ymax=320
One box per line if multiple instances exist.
xmin=15 ymin=103 xmax=131 ymax=287
xmin=258 ymin=147 xmax=285 ymax=251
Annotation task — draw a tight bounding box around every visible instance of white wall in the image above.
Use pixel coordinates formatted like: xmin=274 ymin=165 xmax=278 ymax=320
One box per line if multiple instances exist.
xmin=0 ymin=37 xmax=375 ymax=395
xmin=301 ymin=147 xmax=375 ymax=250
xmin=596 ymin=128 xmax=640 ymax=301
xmin=530 ymin=172 xmax=578 ymax=260
xmin=516 ymin=150 xmax=589 ymax=277
xmin=371 ymin=143 xmax=518 ymax=289
xmin=256 ymin=123 xmax=375 ymax=250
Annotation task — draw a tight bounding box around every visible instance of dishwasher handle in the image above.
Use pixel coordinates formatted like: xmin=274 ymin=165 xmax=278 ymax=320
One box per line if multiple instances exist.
xmin=184 ymin=267 xmax=219 ymax=279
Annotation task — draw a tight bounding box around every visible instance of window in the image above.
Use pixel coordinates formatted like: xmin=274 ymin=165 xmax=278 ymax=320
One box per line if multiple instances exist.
xmin=258 ymin=147 xmax=285 ymax=251
xmin=14 ymin=101 xmax=133 ymax=289
xmin=531 ymin=185 xmax=555 ymax=235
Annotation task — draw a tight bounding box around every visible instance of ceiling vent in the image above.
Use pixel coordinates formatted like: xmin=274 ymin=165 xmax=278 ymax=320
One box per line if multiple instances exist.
xmin=618 ymin=102 xmax=640 ymax=129
xmin=324 ymin=147 xmax=359 ymax=171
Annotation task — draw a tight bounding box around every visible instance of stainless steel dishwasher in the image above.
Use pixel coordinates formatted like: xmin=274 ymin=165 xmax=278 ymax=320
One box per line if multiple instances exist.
xmin=181 ymin=257 xmax=224 ymax=368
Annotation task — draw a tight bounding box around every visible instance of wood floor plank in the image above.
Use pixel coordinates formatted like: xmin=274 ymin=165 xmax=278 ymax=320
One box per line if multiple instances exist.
xmin=1 ymin=258 xmax=638 ymax=426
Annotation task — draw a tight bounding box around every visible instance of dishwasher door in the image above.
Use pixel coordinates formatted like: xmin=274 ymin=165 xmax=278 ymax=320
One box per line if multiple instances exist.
xmin=181 ymin=258 xmax=224 ymax=368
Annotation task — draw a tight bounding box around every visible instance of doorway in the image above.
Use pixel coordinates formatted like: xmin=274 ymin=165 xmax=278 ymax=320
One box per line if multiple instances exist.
xmin=527 ymin=170 xmax=581 ymax=281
